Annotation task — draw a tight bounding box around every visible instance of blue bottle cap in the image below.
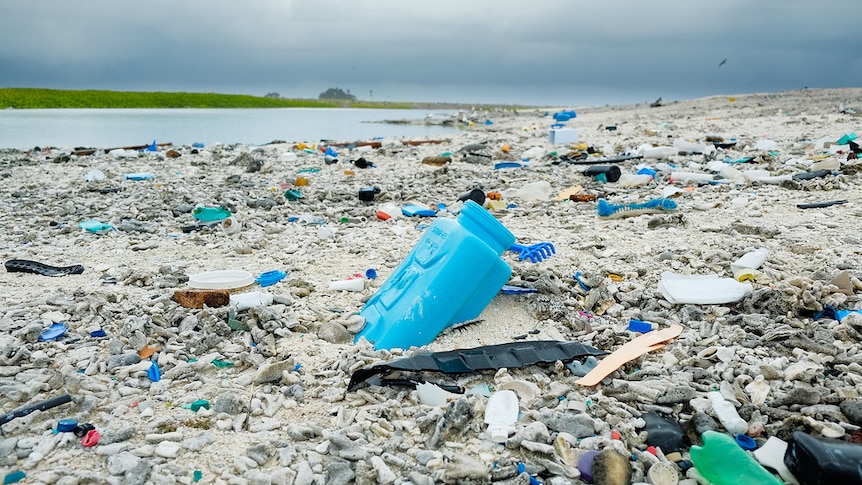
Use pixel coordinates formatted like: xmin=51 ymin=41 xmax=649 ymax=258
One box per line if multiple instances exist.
xmin=57 ymin=419 xmax=78 ymax=432
xmin=735 ymin=434 xmax=757 ymax=450
xmin=90 ymin=329 xmax=107 ymax=338
xmin=256 ymin=270 xmax=287 ymax=287
xmin=39 ymin=323 xmax=67 ymax=341
xmin=365 ymin=268 xmax=377 ymax=279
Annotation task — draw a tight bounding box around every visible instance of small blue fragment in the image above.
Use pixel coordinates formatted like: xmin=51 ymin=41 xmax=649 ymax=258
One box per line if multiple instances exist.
xmin=147 ymin=361 xmax=161 ymax=382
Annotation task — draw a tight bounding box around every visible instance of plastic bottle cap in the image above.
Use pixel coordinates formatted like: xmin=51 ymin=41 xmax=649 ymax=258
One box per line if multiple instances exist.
xmin=256 ymin=270 xmax=287 ymax=287
xmin=487 ymin=424 xmax=513 ymax=443
xmin=57 ymin=419 xmax=78 ymax=432
xmin=735 ymin=434 xmax=757 ymax=450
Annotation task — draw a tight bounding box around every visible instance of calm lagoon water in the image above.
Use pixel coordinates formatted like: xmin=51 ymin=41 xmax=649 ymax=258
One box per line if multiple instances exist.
xmin=0 ymin=108 xmax=461 ymax=150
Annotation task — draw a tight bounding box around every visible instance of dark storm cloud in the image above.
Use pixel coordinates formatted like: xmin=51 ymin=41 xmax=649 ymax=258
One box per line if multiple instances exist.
xmin=1 ymin=0 xmax=859 ymax=105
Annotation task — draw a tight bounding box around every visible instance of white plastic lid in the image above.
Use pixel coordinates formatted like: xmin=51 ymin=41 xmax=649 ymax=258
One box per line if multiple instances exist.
xmin=188 ymin=270 xmax=254 ymax=289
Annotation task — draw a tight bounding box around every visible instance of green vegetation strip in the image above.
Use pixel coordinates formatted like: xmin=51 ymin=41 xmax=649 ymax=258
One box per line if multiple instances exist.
xmin=0 ymin=88 xmax=421 ymax=109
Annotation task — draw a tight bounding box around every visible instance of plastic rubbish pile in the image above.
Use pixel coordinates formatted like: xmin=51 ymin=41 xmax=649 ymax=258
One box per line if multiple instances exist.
xmin=2 ymin=89 xmax=862 ymax=484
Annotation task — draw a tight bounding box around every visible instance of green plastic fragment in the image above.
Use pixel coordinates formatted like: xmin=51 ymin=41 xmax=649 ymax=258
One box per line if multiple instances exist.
xmin=837 ymin=132 xmax=857 ymax=145
xmin=439 ymin=151 xmax=452 ymax=157
xmin=297 ymin=168 xmax=320 ymax=173
xmin=284 ymin=189 xmax=303 ymax=201
xmin=227 ymin=312 xmax=248 ymax=331
xmin=212 ymin=360 xmax=235 ymax=368
xmin=192 ymin=206 xmax=231 ymax=222
xmin=3 ymin=471 xmax=26 ymax=484
xmin=193 ymin=470 xmax=203 ymax=482
xmin=189 ymin=400 xmax=210 ymax=412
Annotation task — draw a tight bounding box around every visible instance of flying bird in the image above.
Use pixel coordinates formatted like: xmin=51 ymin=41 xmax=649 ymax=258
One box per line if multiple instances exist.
xmin=718 ymin=58 xmax=727 ymax=67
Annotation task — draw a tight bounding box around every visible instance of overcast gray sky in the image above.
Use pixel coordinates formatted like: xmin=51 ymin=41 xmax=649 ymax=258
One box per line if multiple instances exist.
xmin=1 ymin=0 xmax=859 ymax=106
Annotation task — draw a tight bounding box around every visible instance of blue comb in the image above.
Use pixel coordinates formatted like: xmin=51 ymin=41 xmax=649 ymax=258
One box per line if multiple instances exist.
xmin=597 ymin=198 xmax=677 ymax=219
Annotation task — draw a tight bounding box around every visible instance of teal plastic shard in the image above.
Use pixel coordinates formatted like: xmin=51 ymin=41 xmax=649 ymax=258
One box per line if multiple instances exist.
xmin=690 ymin=431 xmax=782 ymax=485
xmin=79 ymin=220 xmax=113 ymax=233
xmin=836 ymin=132 xmax=857 ymax=145
xmin=192 ymin=206 xmax=231 ymax=222
xmin=356 ymin=200 xmax=515 ymax=350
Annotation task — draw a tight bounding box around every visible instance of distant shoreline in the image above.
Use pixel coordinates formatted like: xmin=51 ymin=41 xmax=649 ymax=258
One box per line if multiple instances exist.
xmin=0 ymin=88 xmax=534 ymax=110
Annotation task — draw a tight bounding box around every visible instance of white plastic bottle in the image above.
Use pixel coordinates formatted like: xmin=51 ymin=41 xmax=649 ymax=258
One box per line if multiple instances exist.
xmin=707 ymin=391 xmax=748 ymax=435
xmin=484 ymin=390 xmax=519 ymax=443
xmin=670 ymin=171 xmax=714 ymax=183
xmin=641 ymin=146 xmax=678 ymax=159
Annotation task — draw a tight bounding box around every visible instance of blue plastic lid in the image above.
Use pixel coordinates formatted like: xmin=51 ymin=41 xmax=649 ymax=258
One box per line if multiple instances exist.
xmin=57 ymin=419 xmax=78 ymax=432
xmin=735 ymin=434 xmax=757 ymax=450
xmin=39 ymin=323 xmax=67 ymax=341
xmin=365 ymin=268 xmax=377 ymax=279
xmin=256 ymin=270 xmax=287 ymax=287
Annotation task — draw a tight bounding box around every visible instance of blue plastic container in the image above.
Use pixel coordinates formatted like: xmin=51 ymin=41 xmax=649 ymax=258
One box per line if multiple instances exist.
xmin=356 ymin=200 xmax=516 ymax=350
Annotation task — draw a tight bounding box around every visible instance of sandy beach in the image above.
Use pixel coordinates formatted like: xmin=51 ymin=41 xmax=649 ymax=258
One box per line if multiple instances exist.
xmin=2 ymin=87 xmax=862 ymax=484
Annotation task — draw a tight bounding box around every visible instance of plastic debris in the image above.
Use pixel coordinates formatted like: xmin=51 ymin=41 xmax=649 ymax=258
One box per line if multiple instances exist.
xmin=597 ymin=198 xmax=677 ymax=219
xmin=38 ymin=323 xmax=67 ymax=341
xmin=575 ymin=325 xmax=683 ymax=386
xmin=507 ymin=241 xmax=556 ymax=263
xmin=147 ymin=361 xmax=161 ymax=382
xmin=192 ymin=206 xmax=231 ymax=222
xmin=348 ymin=340 xmax=607 ymax=390
xmin=78 ymin=220 xmax=114 ymax=233
xmin=0 ymin=394 xmax=73 ymax=427
xmin=255 ymin=270 xmax=287 ymax=287
xmin=658 ymin=272 xmax=753 ymax=304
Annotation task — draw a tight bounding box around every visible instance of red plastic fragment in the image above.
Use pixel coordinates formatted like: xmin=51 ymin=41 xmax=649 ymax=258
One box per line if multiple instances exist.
xmin=82 ymin=429 xmax=101 ymax=447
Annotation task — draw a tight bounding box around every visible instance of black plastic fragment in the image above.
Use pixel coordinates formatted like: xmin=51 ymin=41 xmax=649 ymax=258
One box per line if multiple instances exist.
xmin=784 ymin=431 xmax=862 ymax=484
xmin=0 ymin=394 xmax=73 ymax=427
xmin=348 ymin=340 xmax=607 ymax=391
xmin=4 ymin=259 xmax=85 ymax=277
xmin=796 ymin=200 xmax=848 ymax=209
xmin=792 ymin=169 xmax=832 ymax=181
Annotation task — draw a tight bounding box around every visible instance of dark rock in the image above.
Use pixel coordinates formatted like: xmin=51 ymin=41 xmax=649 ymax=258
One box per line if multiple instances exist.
xmin=840 ymin=399 xmax=862 ymax=426
xmin=324 ymin=456 xmax=355 ymax=485
xmin=213 ymin=392 xmax=245 ymax=415
xmin=538 ymin=410 xmax=595 ymax=438
xmin=107 ymin=353 xmax=141 ymax=371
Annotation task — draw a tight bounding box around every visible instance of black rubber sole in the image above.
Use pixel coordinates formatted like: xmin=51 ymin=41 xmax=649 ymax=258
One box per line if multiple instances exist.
xmin=5 ymin=259 xmax=85 ymax=277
